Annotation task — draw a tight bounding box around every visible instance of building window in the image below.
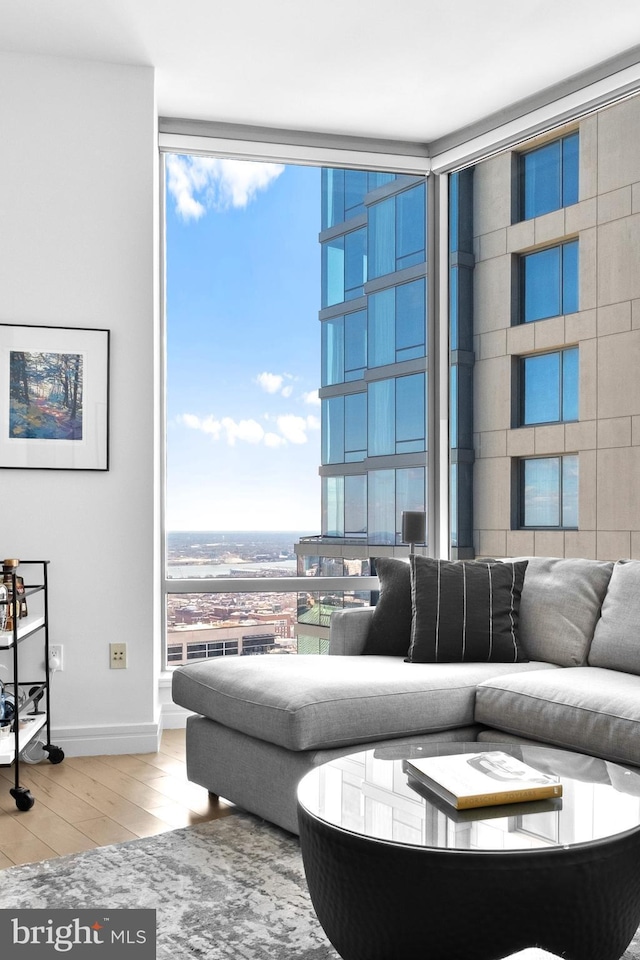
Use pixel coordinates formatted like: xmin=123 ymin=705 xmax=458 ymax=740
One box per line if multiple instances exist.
xmin=520 ymin=347 xmax=579 ymax=425
xmin=322 ymin=396 xmax=344 ymax=464
xmin=321 ymin=310 xmax=366 ymax=386
xmin=368 ymin=183 xmax=426 ymax=280
xmin=519 ymin=455 xmax=578 ymax=528
xmin=322 ymin=169 xmax=396 ymax=229
xmin=368 ymin=278 xmax=426 ymax=367
xmin=345 ymin=393 xmax=367 ymax=462
xmin=344 ymin=311 xmax=367 ymax=381
xmin=322 ymin=467 xmax=424 ymax=544
xmin=322 ymin=476 xmax=344 ymax=536
xmin=321 ymin=227 xmax=367 ymax=307
xmin=519 ymin=132 xmax=579 ymax=220
xmin=368 ymin=373 xmax=426 ymax=457
xmin=186 ymin=640 xmax=240 ymax=660
xmin=521 ymin=239 xmax=579 ymax=322
xmin=321 ymin=392 xmax=366 ymax=464
xmin=368 ymin=467 xmax=426 ymax=544
xmin=345 ymin=474 xmax=367 ymax=537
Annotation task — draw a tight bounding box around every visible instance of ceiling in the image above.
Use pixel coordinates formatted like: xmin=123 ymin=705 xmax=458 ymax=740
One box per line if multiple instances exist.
xmin=1 ymin=0 xmax=640 ymax=145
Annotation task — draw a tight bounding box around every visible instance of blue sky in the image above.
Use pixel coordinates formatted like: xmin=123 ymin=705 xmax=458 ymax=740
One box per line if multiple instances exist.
xmin=165 ymin=155 xmax=322 ymax=532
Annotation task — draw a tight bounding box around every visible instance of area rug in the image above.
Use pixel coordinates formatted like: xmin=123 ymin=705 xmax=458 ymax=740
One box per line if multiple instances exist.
xmin=0 ymin=813 xmax=338 ymax=959
xmin=0 ymin=811 xmax=639 ymax=959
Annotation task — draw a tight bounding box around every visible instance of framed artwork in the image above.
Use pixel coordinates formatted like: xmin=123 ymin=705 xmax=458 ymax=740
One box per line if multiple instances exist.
xmin=0 ymin=323 xmax=110 ymax=470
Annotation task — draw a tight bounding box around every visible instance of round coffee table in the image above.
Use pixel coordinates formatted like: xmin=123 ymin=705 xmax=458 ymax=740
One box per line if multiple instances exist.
xmin=297 ymin=741 xmax=640 ymax=960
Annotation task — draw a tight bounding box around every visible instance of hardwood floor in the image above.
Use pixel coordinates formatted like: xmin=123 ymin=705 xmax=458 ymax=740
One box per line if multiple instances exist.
xmin=0 ymin=728 xmax=235 ymax=869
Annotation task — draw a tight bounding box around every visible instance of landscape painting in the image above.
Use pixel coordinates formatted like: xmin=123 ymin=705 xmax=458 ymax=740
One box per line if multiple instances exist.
xmin=9 ymin=350 xmax=83 ymax=440
xmin=0 ymin=323 xmax=109 ymax=470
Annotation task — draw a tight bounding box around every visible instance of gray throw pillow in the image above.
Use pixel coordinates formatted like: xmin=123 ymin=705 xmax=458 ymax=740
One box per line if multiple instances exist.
xmin=363 ymin=557 xmax=412 ymax=657
xmin=406 ymin=557 xmax=529 ymax=663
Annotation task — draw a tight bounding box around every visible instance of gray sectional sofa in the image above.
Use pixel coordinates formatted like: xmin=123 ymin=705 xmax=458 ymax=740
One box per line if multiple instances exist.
xmin=172 ymin=556 xmax=640 ymax=834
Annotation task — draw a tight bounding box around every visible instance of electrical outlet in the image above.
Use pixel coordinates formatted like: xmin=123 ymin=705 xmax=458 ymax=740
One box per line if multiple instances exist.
xmin=110 ymin=642 xmax=127 ymax=669
xmin=49 ymin=644 xmax=63 ymax=672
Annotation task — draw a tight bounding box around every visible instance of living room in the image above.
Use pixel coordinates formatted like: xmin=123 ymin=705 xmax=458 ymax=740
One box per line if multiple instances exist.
xmin=2 ymin=2 xmax=640 ymax=958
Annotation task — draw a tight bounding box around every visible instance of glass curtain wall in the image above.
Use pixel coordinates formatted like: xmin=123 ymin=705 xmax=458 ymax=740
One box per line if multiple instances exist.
xmin=313 ymin=170 xmax=428 ymax=554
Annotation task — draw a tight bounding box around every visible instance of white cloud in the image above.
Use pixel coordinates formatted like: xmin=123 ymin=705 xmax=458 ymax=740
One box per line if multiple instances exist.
xmin=256 ymin=372 xmax=284 ymax=394
xmin=302 ymin=390 xmax=320 ymax=406
xmin=165 ymin=157 xmax=207 ymax=221
xmin=221 ymin=417 xmax=265 ymax=446
xmin=264 ymin=432 xmax=286 ymax=448
xmin=177 ymin=413 xmax=263 ymax=446
xmin=256 ymin=371 xmax=297 ymax=398
xmin=166 ymin=154 xmax=285 ymax=222
xmin=178 ymin=410 xmax=320 ymax=447
xmin=276 ymin=414 xmax=321 ymax=445
xmin=179 ymin=412 xmax=205 ymax=430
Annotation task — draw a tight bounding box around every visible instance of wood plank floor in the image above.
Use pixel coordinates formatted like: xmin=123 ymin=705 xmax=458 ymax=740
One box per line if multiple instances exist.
xmin=0 ymin=728 xmax=235 ymax=870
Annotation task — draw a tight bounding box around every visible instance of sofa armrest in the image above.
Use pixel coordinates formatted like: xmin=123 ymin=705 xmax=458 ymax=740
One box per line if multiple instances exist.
xmin=329 ymin=606 xmax=375 ymax=656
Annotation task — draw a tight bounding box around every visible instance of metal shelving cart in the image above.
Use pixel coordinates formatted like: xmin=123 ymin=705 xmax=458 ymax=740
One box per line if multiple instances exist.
xmin=0 ymin=560 xmax=64 ymax=811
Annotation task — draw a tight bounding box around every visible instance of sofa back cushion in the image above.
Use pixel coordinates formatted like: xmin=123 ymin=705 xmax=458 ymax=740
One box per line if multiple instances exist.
xmin=589 ymin=559 xmax=640 ymax=674
xmin=514 ymin=557 xmax=614 ymax=666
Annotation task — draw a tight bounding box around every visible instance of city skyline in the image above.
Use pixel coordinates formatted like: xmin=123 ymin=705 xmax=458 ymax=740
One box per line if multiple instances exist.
xmin=165 ymin=155 xmax=322 ymax=532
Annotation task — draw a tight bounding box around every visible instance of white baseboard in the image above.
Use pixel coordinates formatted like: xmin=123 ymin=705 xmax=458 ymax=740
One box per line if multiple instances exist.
xmin=45 ymin=721 xmax=162 ymax=757
xmin=160 ymin=700 xmax=190 ymax=729
xmin=39 ymin=678 xmax=191 ymax=756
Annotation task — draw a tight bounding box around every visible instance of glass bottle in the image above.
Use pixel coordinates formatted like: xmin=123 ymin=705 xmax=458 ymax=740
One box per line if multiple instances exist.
xmin=0 ymin=582 xmax=7 ymax=632
xmin=2 ymin=559 xmax=20 ymax=633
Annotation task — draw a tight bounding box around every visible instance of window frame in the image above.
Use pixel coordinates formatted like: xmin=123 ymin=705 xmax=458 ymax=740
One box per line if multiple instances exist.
xmin=368 ymin=277 xmax=426 ymax=368
xmin=367 ymin=371 xmax=426 ymax=457
xmin=321 ymin=225 xmax=368 ymax=308
xmin=160 ymin=142 xmax=429 ymax=671
xmin=519 ymin=238 xmax=579 ymax=323
xmin=518 ymin=131 xmax=579 ymax=221
xmin=518 ymin=346 xmax=579 ymax=427
xmin=368 ymin=181 xmax=427 ymax=281
xmin=321 ymin=309 xmax=367 ymax=387
xmin=517 ymin=454 xmax=579 ymax=529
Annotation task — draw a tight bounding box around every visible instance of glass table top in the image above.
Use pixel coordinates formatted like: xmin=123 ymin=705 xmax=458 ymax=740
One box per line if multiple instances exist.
xmin=297 ymin=741 xmax=640 ymax=852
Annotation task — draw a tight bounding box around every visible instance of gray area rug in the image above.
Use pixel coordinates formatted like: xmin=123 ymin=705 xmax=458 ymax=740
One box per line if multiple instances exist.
xmin=0 ymin=811 xmax=639 ymax=959
xmin=0 ymin=813 xmax=337 ymax=959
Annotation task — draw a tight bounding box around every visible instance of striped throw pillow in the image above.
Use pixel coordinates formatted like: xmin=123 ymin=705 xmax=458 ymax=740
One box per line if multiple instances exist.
xmin=406 ymin=557 xmax=529 ymax=663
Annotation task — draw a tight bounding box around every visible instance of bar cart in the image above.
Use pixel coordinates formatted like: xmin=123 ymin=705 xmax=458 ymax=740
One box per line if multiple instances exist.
xmin=0 ymin=559 xmax=64 ymax=811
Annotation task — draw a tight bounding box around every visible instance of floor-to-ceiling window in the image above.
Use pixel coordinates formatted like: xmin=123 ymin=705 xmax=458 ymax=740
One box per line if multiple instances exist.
xmin=163 ymin=150 xmax=429 ymax=666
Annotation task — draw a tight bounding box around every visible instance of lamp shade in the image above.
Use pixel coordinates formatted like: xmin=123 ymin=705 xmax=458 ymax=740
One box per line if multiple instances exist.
xmin=401 ymin=510 xmax=426 ymax=545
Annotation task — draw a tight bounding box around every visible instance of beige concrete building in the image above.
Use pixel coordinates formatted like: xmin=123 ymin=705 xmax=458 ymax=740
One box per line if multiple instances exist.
xmin=467 ymin=91 xmax=640 ymax=562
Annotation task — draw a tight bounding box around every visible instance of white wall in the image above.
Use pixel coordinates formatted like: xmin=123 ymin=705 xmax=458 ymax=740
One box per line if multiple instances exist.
xmin=0 ymin=52 xmax=160 ymax=754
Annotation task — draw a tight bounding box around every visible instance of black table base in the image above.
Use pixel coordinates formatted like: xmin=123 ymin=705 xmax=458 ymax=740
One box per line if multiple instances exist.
xmin=298 ymin=803 xmax=640 ymax=960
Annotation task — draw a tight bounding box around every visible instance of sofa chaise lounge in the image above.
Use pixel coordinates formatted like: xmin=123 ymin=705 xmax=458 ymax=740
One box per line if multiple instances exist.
xmin=172 ymin=555 xmax=640 ymax=834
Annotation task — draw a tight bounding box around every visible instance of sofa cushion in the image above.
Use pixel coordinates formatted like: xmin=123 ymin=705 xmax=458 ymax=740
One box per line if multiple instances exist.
xmin=475 ymin=667 xmax=640 ymax=767
xmin=363 ymin=557 xmax=412 ymax=656
xmin=589 ymin=559 xmax=640 ymax=674
xmin=172 ymin=654 xmax=554 ymax=752
xmin=406 ymin=557 xmax=529 ymax=663
xmin=513 ymin=557 xmax=614 ymax=666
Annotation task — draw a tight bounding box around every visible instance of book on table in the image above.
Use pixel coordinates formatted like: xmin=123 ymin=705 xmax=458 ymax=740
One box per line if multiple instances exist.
xmin=403 ymin=750 xmax=562 ymax=810
xmin=405 ymin=772 xmax=563 ymax=822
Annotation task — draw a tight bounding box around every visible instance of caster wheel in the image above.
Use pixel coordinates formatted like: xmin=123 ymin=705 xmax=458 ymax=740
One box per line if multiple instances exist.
xmin=45 ymin=745 xmax=64 ymax=764
xmin=10 ymin=787 xmax=35 ymax=811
